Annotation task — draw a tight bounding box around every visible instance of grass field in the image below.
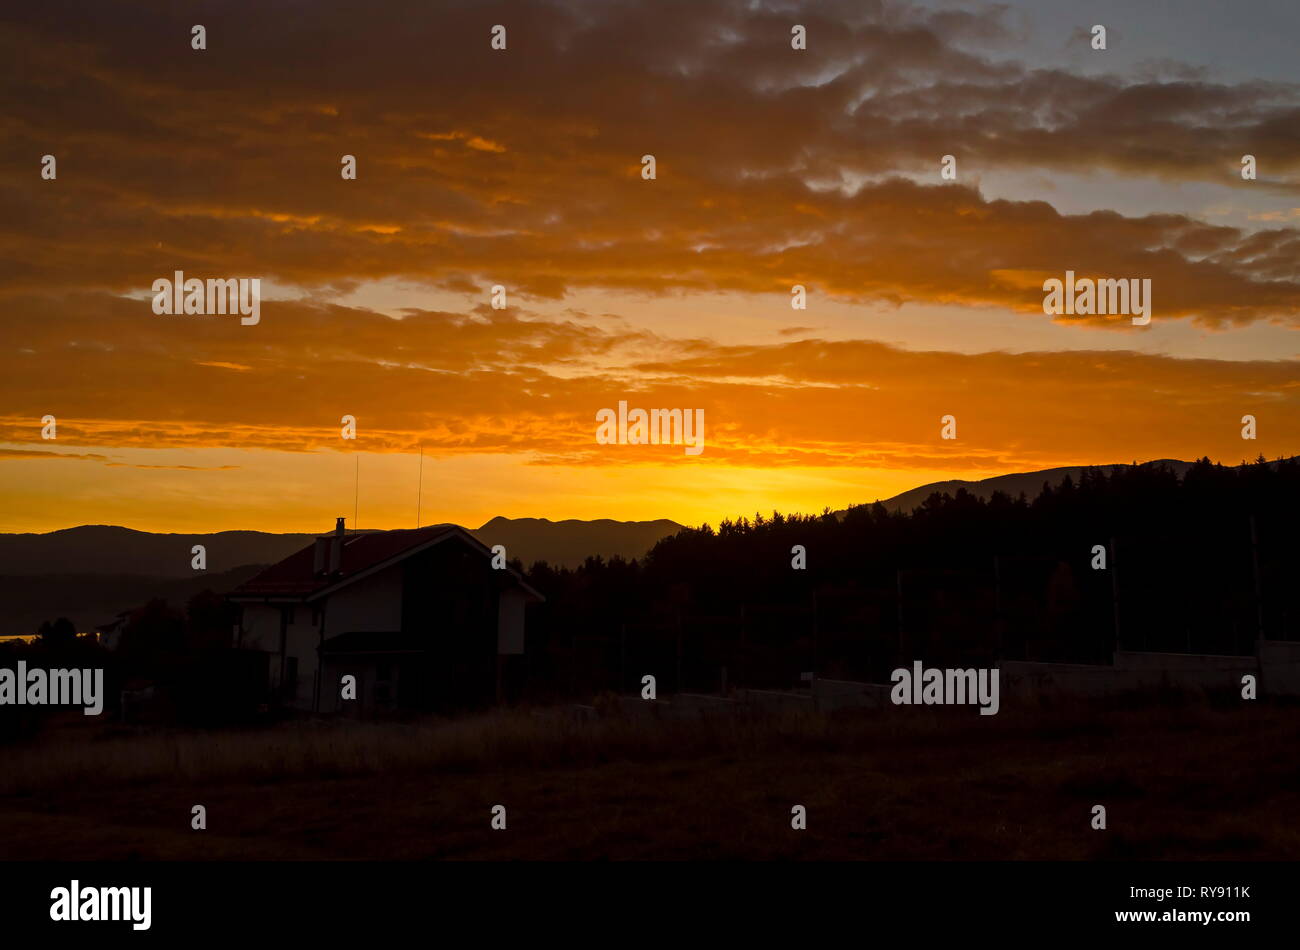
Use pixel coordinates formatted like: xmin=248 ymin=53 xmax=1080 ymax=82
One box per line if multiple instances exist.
xmin=1 ymin=696 xmax=1296 ymax=860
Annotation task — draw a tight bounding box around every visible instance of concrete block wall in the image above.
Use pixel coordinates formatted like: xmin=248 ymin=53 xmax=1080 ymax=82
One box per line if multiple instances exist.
xmin=733 ymin=688 xmax=815 ymax=712
xmin=810 ymin=678 xmax=893 ymax=711
xmin=1257 ymin=640 xmax=1300 ymax=696
xmin=1001 ymin=642 xmax=1300 ymax=699
xmin=1111 ymin=651 xmax=1256 ymax=694
xmin=998 ymin=660 xmax=1139 ymax=699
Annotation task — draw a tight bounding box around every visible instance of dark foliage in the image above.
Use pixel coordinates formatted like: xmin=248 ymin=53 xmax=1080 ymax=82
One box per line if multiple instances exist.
xmin=0 ymin=588 xmax=265 ymax=740
xmin=521 ymin=458 xmax=1300 ymax=698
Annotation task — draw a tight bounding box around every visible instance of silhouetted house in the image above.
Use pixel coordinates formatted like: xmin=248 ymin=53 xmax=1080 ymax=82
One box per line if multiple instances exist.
xmin=94 ymin=611 xmax=130 ymax=651
xmin=228 ymin=519 xmax=543 ymax=715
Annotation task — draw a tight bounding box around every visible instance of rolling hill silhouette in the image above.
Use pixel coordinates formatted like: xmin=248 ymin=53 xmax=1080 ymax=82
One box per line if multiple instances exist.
xmin=0 ymin=517 xmax=686 ymax=635
xmin=2 ymin=458 xmax=1284 ymax=636
xmin=860 ymin=459 xmax=1202 ymax=515
xmin=0 ymin=566 xmax=263 ymax=641
xmin=0 ymin=526 xmax=319 ymax=578
xmin=0 ymin=518 xmax=686 ymax=579
xmin=472 ymin=516 xmax=684 ymax=568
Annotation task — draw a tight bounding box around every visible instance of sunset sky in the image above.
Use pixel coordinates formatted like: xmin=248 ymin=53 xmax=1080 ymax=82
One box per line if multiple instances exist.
xmin=2 ymin=0 xmax=1299 ymax=534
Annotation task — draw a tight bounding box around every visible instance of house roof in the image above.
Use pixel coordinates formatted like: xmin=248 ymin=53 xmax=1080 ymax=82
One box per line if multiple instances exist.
xmin=228 ymin=524 xmax=544 ymax=603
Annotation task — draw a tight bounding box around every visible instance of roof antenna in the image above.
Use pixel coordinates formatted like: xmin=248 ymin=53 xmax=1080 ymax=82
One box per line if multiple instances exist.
xmin=353 ymin=455 xmax=359 ymax=535
xmin=416 ymin=444 xmax=424 ymax=529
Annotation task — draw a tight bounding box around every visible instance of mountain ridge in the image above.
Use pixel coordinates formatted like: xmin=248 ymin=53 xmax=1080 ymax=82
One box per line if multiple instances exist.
xmin=0 ymin=517 xmax=690 ymax=579
xmin=2 ymin=457 xmax=1279 ymax=635
xmin=856 ymin=458 xmax=1203 ymax=516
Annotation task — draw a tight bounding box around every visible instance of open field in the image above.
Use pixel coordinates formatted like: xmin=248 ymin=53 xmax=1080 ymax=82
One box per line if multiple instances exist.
xmin=2 ymin=697 xmax=1297 ymax=860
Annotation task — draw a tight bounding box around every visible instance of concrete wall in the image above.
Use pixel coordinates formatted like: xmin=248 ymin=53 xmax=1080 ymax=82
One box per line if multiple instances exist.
xmin=810 ymin=678 xmax=893 ymax=712
xmin=600 ymin=639 xmax=1300 ymax=719
xmin=673 ymin=693 xmax=741 ymax=717
xmin=1000 ymin=649 xmax=1271 ymax=700
xmin=612 ymin=682 xmax=889 ymax=718
xmin=999 ymin=660 xmax=1143 ymax=699
xmin=1113 ymin=651 xmax=1257 ymax=694
xmin=1257 ymin=640 xmax=1300 ymax=696
xmin=733 ymin=688 xmax=815 ymax=712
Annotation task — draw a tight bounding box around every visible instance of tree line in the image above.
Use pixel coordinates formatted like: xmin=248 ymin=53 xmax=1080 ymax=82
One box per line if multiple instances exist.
xmin=520 ymin=457 xmax=1300 ymax=698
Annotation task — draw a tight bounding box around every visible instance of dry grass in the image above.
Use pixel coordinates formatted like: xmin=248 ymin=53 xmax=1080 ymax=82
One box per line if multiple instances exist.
xmin=1 ymin=697 xmax=1297 ymax=860
xmin=2 ymin=706 xmax=835 ymax=794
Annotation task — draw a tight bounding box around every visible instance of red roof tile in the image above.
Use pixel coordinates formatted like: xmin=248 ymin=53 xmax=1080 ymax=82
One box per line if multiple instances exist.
xmin=230 ymin=524 xmax=460 ymax=599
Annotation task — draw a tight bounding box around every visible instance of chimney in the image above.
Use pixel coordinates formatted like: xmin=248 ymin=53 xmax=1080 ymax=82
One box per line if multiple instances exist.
xmin=313 ymin=537 xmax=326 ymax=574
xmin=328 ymin=517 xmax=345 ymax=573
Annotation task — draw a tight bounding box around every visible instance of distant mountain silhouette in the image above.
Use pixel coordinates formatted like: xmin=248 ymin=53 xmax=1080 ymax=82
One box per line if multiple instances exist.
xmin=472 ymin=516 xmax=685 ymax=568
xmin=4 ymin=460 xmax=1286 ymax=635
xmin=0 ymin=518 xmax=686 ymax=580
xmin=0 ymin=518 xmax=686 ymax=634
xmin=864 ymin=459 xmax=1201 ymax=516
xmin=0 ymin=526 xmax=320 ymax=578
xmin=0 ymin=565 xmax=262 ymax=639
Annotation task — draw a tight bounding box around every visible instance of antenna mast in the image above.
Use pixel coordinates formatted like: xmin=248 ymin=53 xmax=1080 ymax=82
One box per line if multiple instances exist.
xmin=416 ymin=445 xmax=424 ymax=528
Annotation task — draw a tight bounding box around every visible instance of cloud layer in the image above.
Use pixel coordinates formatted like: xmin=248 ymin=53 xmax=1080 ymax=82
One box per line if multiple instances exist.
xmin=2 ymin=0 xmax=1298 ymax=324
xmin=2 ymin=0 xmax=1298 ymax=529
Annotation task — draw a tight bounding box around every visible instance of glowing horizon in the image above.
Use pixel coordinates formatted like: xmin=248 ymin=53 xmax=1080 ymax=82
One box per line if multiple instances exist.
xmin=3 ymin=1 xmax=1299 ymax=534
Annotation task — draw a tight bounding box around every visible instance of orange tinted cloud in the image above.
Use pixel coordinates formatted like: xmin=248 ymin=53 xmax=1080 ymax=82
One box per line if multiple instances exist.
xmin=3 ymin=0 xmax=1299 ymax=532
xmin=2 ymin=2 xmax=1298 ymax=326
xmin=2 ymin=293 xmax=1297 ymax=471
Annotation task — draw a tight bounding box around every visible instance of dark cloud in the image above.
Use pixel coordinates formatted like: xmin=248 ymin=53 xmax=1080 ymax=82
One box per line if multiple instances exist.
xmin=0 ymin=0 xmax=1296 ymax=326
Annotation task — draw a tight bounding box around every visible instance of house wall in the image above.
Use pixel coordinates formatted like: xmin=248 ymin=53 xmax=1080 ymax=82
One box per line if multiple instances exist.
xmin=238 ymin=603 xmax=281 ymax=652
xmin=401 ymin=544 xmax=499 ymax=710
xmin=237 ymin=602 xmax=321 ymax=710
xmin=497 ymin=586 xmax=527 ymax=655
xmin=238 ymin=603 xmax=284 ymax=695
xmin=323 ymin=564 xmax=404 ymax=636
xmin=318 ymin=658 xmax=403 ymax=716
xmin=292 ymin=564 xmax=404 ymax=712
xmin=236 ymin=545 xmax=540 ymax=714
xmin=282 ymin=610 xmax=321 ymax=710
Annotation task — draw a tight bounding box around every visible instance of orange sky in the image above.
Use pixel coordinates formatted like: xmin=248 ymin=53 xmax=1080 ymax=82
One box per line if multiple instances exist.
xmin=2 ymin=0 xmax=1299 ymax=533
